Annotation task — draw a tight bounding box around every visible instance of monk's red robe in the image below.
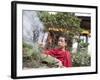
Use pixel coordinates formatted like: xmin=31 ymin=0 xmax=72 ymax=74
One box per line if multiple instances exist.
xmin=45 ymin=48 xmax=72 ymax=67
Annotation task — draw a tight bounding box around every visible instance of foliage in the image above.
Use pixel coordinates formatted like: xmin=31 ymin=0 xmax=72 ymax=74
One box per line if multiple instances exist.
xmin=71 ymin=52 xmax=91 ymax=67
xmin=71 ymin=38 xmax=90 ymax=67
xmin=79 ymin=40 xmax=89 ymax=48
xmin=23 ymin=42 xmax=33 ymax=49
xmin=23 ymin=42 xmax=62 ymax=68
xmin=38 ymin=11 xmax=82 ymax=36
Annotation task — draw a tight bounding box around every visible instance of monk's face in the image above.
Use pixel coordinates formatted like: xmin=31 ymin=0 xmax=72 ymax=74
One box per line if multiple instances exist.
xmin=58 ymin=37 xmax=66 ymax=48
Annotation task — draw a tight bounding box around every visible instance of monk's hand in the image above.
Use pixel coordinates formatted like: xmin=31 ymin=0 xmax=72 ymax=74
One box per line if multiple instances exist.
xmin=54 ymin=58 xmax=64 ymax=68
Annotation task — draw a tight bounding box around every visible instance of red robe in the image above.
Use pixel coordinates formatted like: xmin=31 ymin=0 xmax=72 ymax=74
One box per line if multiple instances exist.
xmin=45 ymin=48 xmax=72 ymax=67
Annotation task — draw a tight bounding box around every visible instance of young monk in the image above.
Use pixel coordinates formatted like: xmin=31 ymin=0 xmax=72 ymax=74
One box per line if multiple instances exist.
xmin=44 ymin=35 xmax=72 ymax=67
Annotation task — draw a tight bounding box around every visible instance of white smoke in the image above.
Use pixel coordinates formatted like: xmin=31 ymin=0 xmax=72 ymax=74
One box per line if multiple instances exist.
xmin=23 ymin=11 xmax=45 ymax=46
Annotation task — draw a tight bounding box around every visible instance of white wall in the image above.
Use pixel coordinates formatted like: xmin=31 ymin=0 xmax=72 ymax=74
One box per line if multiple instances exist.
xmin=0 ymin=0 xmax=99 ymax=80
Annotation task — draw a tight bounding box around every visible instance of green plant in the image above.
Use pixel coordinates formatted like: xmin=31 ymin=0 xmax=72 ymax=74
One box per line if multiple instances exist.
xmin=71 ymin=53 xmax=91 ymax=67
xmin=38 ymin=11 xmax=82 ymax=37
xmin=23 ymin=42 xmax=62 ymax=68
xmin=79 ymin=39 xmax=89 ymax=48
